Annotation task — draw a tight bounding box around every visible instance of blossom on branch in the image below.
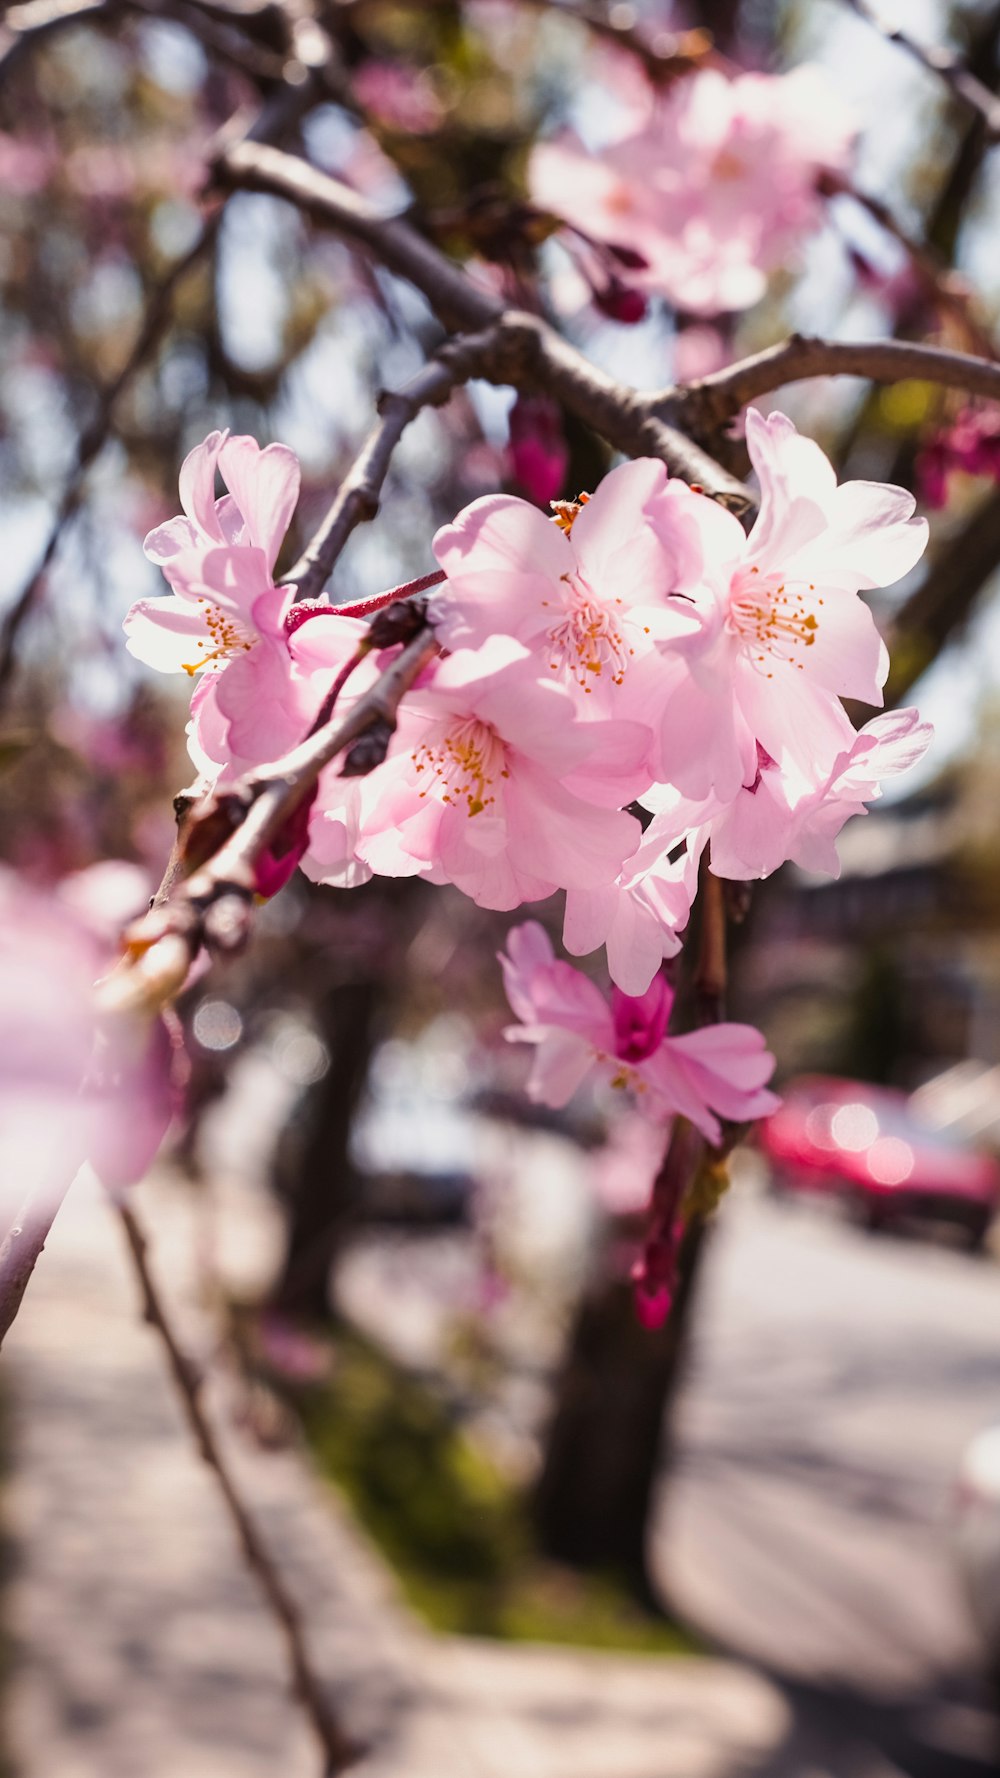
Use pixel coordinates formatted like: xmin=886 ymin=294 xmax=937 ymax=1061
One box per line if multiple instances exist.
xmin=654 ymin=408 xmax=929 ymax=799
xmin=500 ymin=921 xmax=778 ymax=1145
xmin=352 ymin=640 xmax=649 ymax=909
xmin=432 ymin=457 xmax=705 ymax=770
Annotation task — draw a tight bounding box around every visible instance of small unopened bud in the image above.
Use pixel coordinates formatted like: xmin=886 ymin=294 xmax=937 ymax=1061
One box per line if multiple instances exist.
xmin=508 ymin=394 xmax=568 ymax=507
xmin=367 ymin=598 xmax=428 ymax=650
xmin=593 ymin=279 xmax=648 ymax=325
xmin=340 ymin=717 xmax=394 ymax=777
xmin=633 ymin=1278 xmax=672 ymax=1331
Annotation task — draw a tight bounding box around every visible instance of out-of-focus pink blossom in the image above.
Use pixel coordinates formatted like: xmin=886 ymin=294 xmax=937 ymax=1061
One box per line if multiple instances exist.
xmin=0 ymin=131 xmax=54 ymax=195
xmin=530 ymin=65 xmax=856 ymax=316
xmin=591 ymin=1114 xmax=664 ymax=1217
xmin=916 ymin=406 xmax=1000 ymax=510
xmin=0 ymin=868 xmax=173 ymax=1213
xmin=507 ymin=395 xmax=568 ymax=506
xmin=656 ymin=407 xmax=928 ymax=799
xmin=64 ymin=138 xmax=206 ymax=201
xmin=353 ymin=61 xmax=443 ymax=134
xmin=499 ymin=921 xmax=778 ymax=1144
xmin=672 ymin=323 xmax=728 ymax=383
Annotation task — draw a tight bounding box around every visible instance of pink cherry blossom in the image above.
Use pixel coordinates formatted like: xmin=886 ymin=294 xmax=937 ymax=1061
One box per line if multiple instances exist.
xmin=645 ymin=707 xmax=932 ymax=887
xmin=353 ymin=639 xmax=648 ymax=910
xmin=283 ymin=611 xmax=389 ymax=891
xmin=529 ymin=65 xmax=855 ymax=316
xmin=655 ymin=408 xmax=929 ymax=801
xmin=499 ymin=921 xmax=778 ymax=1144
xmin=0 ymin=869 xmax=174 ymax=1213
xmin=562 ymin=809 xmax=699 ymax=996
xmin=431 ymin=458 xmax=705 ymax=767
xmin=124 ymin=431 xmax=317 ymax=777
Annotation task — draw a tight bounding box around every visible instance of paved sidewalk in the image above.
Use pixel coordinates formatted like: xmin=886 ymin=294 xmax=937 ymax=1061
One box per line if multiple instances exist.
xmin=1 ymin=1169 xmax=786 ymax=1778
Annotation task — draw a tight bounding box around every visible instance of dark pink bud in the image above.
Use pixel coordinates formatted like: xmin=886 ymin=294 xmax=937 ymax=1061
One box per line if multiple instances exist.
xmin=634 ymin=1279 xmax=672 ymax=1330
xmin=593 ymin=280 xmax=648 ymax=325
xmin=631 ymin=1224 xmax=679 ymax=1331
xmin=508 ymin=394 xmax=568 ymax=507
xmin=252 ymin=791 xmax=316 ymax=898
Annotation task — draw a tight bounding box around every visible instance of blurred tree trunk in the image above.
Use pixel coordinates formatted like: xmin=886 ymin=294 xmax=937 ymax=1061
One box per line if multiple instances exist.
xmin=534 ymin=1218 xmax=710 ymax=1599
xmin=268 ymin=975 xmax=378 ymax=1322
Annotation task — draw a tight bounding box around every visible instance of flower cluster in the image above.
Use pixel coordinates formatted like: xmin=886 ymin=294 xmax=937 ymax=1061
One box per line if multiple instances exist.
xmin=126 ymin=412 xmax=931 ymax=1315
xmin=529 ymin=64 xmax=856 ymax=317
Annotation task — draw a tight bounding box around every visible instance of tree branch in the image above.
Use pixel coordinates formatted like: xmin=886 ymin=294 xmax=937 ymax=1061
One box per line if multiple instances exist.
xmin=212 ymin=142 xmax=751 ymax=509
xmin=217 ymin=138 xmax=501 ymax=333
xmin=282 ymin=327 xmax=505 ymax=600
xmin=116 ymin=1198 xmax=359 ymax=1776
xmin=660 ymin=333 xmax=1000 ymax=435
xmin=0 ymin=1179 xmax=74 ymax=1351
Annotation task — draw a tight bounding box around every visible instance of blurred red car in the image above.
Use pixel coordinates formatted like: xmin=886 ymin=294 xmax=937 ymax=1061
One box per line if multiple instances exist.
xmin=760 ymin=1076 xmax=1000 ymax=1248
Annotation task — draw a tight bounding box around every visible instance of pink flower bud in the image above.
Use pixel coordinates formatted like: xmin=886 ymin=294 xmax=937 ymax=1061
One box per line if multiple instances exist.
xmin=592 ymin=280 xmax=648 ymax=325
xmin=507 ymin=395 xmax=568 ymax=506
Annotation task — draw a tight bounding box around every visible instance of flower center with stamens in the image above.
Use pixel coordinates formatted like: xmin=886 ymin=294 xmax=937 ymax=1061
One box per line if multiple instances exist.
xmin=726 ymin=566 xmax=822 ymax=675
xmin=544 ymin=579 xmax=633 ymax=692
xmin=711 ymin=148 xmax=747 ymax=182
xmin=412 ymin=716 xmax=508 ymax=817
xmin=182 ymin=599 xmax=256 ymax=676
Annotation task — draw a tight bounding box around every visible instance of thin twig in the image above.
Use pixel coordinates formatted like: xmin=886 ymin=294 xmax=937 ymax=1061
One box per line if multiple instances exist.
xmin=0 ymin=63 xmax=332 ymax=700
xmin=213 ymin=142 xmax=752 ymax=509
xmin=282 ymin=328 xmax=503 ymax=599
xmin=0 ymin=213 xmax=221 ymax=701
xmin=844 ymin=0 xmax=1000 ymax=141
xmin=0 ymin=1180 xmax=74 ymax=1351
xmin=116 ymin=1198 xmax=358 ymax=1776
xmin=824 ymin=175 xmax=995 ymax=356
